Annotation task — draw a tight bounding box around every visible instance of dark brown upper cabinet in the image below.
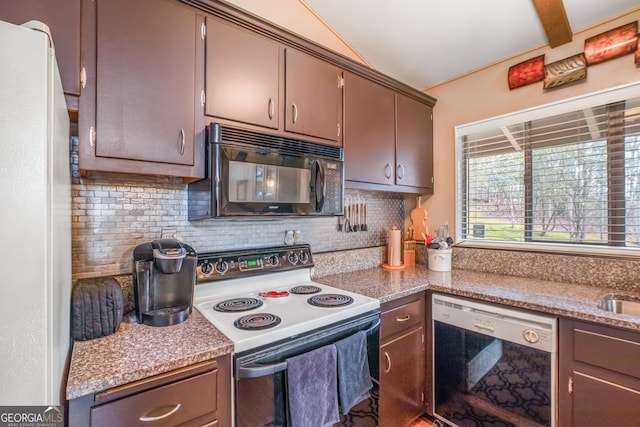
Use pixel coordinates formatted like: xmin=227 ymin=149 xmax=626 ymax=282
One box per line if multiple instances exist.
xmin=284 ymin=48 xmax=343 ymax=146
xmin=0 ymin=0 xmax=81 ymax=105
xmin=78 ymin=0 xmax=205 ymax=180
xmin=396 ymin=93 xmax=434 ymax=191
xmin=204 ymin=17 xmax=342 ymax=147
xmin=343 ymin=72 xmax=396 ymax=186
xmin=205 ymin=15 xmax=280 ymax=130
xmin=343 ymin=73 xmax=434 ymax=194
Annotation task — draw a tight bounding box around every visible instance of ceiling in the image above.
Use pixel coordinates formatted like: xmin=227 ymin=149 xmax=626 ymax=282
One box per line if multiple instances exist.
xmin=302 ymin=0 xmax=640 ymax=90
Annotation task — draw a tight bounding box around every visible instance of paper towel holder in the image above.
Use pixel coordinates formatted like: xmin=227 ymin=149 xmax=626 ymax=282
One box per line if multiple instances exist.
xmin=382 ymin=226 xmax=406 ymax=270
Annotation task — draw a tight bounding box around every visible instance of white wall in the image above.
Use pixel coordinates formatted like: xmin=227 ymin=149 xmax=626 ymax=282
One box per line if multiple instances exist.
xmin=222 ymin=0 xmax=367 ymax=64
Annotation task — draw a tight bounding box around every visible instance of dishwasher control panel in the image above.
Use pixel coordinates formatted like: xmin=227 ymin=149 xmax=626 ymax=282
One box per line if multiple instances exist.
xmin=431 ymin=293 xmax=557 ymax=352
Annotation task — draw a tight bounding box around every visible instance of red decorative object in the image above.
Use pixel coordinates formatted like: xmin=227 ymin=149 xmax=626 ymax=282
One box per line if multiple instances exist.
xmin=636 ymin=41 xmax=640 ymax=65
xmin=508 ymin=55 xmax=545 ymax=90
xmin=584 ymin=21 xmax=638 ymax=65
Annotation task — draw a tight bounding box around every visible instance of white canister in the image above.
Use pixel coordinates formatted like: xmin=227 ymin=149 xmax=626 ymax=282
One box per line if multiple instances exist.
xmin=427 ymin=248 xmax=452 ymax=271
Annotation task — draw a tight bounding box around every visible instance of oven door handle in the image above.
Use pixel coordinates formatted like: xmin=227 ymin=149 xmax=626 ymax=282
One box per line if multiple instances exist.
xmin=364 ymin=318 xmax=381 ymax=335
xmin=237 ymin=360 xmax=288 ymax=379
xmin=236 ymin=318 xmax=380 ymax=379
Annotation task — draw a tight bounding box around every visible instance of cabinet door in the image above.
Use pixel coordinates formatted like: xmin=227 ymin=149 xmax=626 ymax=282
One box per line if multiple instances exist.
xmin=343 ymin=72 xmax=395 ymax=185
xmin=285 ymin=48 xmax=342 ymax=145
xmin=380 ymin=327 xmax=424 ymax=427
xmin=569 ymin=371 xmax=640 ymax=427
xmin=94 ymin=0 xmax=199 ymax=166
xmin=205 ymin=16 xmax=280 ymax=129
xmin=559 ymin=318 xmax=640 ymax=426
xmin=0 ymin=0 xmax=81 ymax=97
xmin=396 ymin=94 xmax=433 ymax=190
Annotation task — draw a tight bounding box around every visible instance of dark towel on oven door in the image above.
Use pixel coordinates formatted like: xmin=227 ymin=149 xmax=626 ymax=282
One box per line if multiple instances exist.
xmin=286 ymin=344 xmax=339 ymax=427
xmin=335 ymin=330 xmax=373 ymax=414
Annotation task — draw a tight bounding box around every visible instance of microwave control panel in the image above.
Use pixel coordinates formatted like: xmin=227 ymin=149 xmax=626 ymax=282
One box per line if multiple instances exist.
xmin=321 ymin=160 xmax=344 ymax=215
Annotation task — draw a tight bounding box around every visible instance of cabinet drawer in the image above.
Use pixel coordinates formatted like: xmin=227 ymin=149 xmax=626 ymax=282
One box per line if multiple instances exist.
xmin=91 ymin=368 xmax=217 ymax=427
xmin=574 ymin=327 xmax=640 ymax=379
xmin=381 ymin=298 xmax=424 ymax=341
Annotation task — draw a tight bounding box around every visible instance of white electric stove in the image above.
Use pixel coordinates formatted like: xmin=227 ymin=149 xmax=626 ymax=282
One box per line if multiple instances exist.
xmin=193 ymin=244 xmax=380 ymax=353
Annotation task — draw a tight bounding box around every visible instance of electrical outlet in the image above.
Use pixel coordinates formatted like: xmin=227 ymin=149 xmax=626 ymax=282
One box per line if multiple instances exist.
xmin=160 ymin=228 xmax=178 ymax=240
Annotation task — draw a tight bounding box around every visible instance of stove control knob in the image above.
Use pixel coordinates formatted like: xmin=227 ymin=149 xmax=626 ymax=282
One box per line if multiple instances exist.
xmin=287 ymin=252 xmax=299 ymax=265
xmin=268 ymin=254 xmax=280 ymax=267
xmin=298 ymin=251 xmax=309 ymax=264
xmin=215 ymin=260 xmax=229 ymax=274
xmin=200 ymin=261 xmax=214 ymax=276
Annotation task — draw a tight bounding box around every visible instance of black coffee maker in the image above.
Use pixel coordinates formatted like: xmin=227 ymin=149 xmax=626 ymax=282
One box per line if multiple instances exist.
xmin=132 ymin=239 xmax=197 ymax=326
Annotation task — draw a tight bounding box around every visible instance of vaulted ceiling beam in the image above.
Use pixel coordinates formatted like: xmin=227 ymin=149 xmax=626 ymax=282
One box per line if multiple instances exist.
xmin=532 ymin=0 xmax=573 ymax=48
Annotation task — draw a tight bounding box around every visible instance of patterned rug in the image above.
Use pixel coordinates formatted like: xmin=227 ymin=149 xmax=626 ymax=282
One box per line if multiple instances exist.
xmin=435 ymin=342 xmax=551 ymax=427
xmin=336 ymin=381 xmax=379 ymax=427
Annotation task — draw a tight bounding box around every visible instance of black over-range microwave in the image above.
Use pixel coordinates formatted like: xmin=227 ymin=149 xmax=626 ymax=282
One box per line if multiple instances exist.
xmin=188 ymin=123 xmax=344 ymax=219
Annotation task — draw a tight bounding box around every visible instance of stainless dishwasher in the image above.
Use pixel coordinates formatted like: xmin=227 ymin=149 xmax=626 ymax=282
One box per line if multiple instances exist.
xmin=432 ymin=293 xmax=557 ymax=427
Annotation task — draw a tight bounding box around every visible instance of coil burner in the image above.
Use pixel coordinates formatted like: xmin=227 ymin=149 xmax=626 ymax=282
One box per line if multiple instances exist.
xmin=307 ymin=294 xmax=354 ymax=308
xmin=233 ymin=313 xmax=282 ymax=330
xmin=289 ymin=285 xmax=322 ymax=295
xmin=214 ymin=298 xmax=263 ymax=312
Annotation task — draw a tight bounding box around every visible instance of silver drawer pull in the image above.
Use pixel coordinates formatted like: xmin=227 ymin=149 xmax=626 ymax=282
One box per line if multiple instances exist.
xmin=396 ymin=315 xmax=411 ymax=322
xmin=139 ymin=403 xmax=182 ymax=422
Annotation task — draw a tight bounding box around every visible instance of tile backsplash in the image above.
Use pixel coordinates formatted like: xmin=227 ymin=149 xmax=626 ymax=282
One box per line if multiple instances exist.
xmin=72 ymin=171 xmax=404 ymax=280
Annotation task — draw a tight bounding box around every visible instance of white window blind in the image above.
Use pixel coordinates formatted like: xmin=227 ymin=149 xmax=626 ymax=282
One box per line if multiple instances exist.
xmin=457 ymin=88 xmax=640 ymax=251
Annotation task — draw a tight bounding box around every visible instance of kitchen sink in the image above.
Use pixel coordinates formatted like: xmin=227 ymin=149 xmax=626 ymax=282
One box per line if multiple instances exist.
xmin=599 ymin=294 xmax=640 ymax=317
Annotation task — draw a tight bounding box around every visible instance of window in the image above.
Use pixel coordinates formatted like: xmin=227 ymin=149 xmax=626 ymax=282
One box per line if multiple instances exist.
xmin=457 ymin=84 xmax=640 ymax=253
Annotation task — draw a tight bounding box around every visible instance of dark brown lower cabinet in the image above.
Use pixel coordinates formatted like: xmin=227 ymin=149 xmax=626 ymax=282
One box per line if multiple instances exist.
xmin=559 ymin=318 xmax=640 ymax=427
xmin=379 ymin=293 xmax=425 ymax=427
xmin=68 ymin=355 xmax=231 ymax=427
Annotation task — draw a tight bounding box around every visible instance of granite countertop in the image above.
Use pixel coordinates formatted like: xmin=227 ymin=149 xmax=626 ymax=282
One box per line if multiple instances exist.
xmin=68 ymin=263 xmax=640 ymax=400
xmin=315 ymin=264 xmax=640 ymax=332
xmin=66 ymin=309 xmax=233 ymax=400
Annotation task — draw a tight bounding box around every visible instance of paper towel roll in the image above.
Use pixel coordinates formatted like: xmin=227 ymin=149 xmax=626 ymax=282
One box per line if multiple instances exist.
xmin=388 ymin=226 xmax=402 ymax=266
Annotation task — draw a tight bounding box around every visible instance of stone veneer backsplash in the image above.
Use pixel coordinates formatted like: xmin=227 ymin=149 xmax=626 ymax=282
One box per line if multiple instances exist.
xmin=71 ymin=169 xmax=404 ymax=280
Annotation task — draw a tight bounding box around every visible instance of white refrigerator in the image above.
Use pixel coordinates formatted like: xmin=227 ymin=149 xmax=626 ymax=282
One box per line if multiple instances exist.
xmin=0 ymin=20 xmax=71 ymax=405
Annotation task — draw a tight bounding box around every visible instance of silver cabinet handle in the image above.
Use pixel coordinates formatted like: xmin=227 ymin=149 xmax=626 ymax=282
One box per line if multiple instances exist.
xmin=384 ymin=163 xmax=392 ymax=179
xmin=383 ymin=351 xmax=391 ymax=374
xmin=139 ymin=403 xmax=181 ymax=422
xmin=337 ymin=123 xmax=340 ymax=137
xmin=179 ymin=128 xmax=185 ymax=155
xmin=396 ymin=315 xmax=411 ymax=322
xmin=268 ymin=98 xmax=275 ymax=120
xmin=397 ymin=164 xmax=405 ymax=180
xmin=292 ymin=103 xmax=298 ymax=124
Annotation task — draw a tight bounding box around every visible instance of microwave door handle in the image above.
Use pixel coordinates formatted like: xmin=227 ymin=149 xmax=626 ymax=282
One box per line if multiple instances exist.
xmin=315 ymin=160 xmax=326 ymax=213
xmin=236 ymin=360 xmax=288 ymax=379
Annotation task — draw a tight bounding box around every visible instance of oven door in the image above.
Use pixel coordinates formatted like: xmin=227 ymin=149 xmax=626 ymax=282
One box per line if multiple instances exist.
xmin=432 ymin=294 xmax=557 ymax=427
xmin=234 ymin=312 xmax=380 ymax=427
